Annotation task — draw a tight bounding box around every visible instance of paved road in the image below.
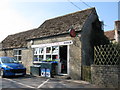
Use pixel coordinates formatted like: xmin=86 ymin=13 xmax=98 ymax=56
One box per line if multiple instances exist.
xmin=1 ymin=75 xmax=99 ymax=89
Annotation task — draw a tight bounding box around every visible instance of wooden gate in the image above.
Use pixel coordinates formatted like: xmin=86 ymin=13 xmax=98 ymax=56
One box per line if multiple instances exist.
xmin=81 ymin=66 xmax=91 ymax=82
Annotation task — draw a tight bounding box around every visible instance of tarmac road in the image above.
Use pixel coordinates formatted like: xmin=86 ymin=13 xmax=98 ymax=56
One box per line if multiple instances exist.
xmin=1 ymin=75 xmax=99 ymax=89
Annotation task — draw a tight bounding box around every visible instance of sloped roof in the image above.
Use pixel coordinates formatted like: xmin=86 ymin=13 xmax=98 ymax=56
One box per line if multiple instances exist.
xmin=2 ymin=7 xmax=96 ymax=49
xmin=2 ymin=28 xmax=38 ymax=49
xmin=104 ymin=30 xmax=115 ymax=40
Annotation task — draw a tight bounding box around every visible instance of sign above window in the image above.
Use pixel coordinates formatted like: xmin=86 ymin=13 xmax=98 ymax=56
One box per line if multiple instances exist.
xmin=31 ymin=40 xmax=73 ymax=48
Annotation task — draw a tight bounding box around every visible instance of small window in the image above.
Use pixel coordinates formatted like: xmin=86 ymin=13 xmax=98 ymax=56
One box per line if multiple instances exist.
xmin=14 ymin=50 xmax=22 ymax=61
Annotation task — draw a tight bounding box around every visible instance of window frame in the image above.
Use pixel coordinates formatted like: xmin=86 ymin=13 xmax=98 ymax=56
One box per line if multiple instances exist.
xmin=13 ymin=49 xmax=22 ymax=61
xmin=33 ymin=46 xmax=59 ymax=63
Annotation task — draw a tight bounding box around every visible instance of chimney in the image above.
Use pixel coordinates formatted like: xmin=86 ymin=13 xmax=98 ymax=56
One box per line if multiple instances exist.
xmin=115 ymin=21 xmax=120 ymax=42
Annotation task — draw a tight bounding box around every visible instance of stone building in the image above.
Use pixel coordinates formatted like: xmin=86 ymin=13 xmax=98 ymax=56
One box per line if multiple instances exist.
xmin=0 ymin=8 xmax=107 ymax=80
xmin=105 ymin=20 xmax=120 ymax=43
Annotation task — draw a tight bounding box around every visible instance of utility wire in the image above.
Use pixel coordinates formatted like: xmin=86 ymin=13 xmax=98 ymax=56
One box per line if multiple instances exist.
xmin=67 ymin=0 xmax=82 ymax=10
xmin=79 ymin=0 xmax=112 ymax=29
xmin=67 ymin=0 xmax=112 ymax=30
xmin=79 ymin=0 xmax=92 ymax=8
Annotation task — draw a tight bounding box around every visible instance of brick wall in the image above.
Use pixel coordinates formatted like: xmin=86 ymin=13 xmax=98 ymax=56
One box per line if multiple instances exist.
xmin=91 ymin=65 xmax=119 ymax=88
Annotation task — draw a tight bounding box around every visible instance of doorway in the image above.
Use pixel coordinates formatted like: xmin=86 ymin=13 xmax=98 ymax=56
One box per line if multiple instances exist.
xmin=59 ymin=45 xmax=67 ymax=74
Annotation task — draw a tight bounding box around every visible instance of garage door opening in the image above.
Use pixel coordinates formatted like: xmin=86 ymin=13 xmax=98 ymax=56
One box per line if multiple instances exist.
xmin=59 ymin=45 xmax=67 ymax=74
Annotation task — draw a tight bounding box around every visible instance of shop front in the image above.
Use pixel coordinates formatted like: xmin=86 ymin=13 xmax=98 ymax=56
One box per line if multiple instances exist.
xmin=31 ymin=40 xmax=73 ymax=75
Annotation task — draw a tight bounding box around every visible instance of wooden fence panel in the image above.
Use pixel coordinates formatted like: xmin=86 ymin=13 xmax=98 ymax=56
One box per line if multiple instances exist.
xmin=81 ymin=66 xmax=91 ymax=82
xmin=94 ymin=44 xmax=120 ymax=65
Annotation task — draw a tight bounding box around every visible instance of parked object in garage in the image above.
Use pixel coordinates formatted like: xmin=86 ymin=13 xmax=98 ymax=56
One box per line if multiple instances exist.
xmin=0 ymin=57 xmax=26 ymax=77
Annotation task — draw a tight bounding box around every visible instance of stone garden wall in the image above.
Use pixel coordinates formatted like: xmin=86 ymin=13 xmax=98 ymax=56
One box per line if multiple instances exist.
xmin=91 ymin=65 xmax=119 ymax=88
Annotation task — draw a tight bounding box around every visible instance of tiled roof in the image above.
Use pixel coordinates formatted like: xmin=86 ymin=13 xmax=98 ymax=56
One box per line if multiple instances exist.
xmin=2 ymin=7 xmax=96 ymax=49
xmin=104 ymin=30 xmax=115 ymax=40
xmin=2 ymin=28 xmax=38 ymax=49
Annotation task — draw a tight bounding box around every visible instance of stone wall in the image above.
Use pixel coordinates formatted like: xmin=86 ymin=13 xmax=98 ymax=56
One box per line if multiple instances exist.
xmin=81 ymin=11 xmax=95 ymax=66
xmin=28 ymin=35 xmax=73 ymax=46
xmin=21 ymin=49 xmax=33 ymax=73
xmin=0 ymin=51 xmax=5 ymax=57
xmin=91 ymin=65 xmax=119 ymax=88
xmin=5 ymin=50 xmax=13 ymax=57
xmin=69 ymin=37 xmax=82 ymax=80
xmin=0 ymin=50 xmax=13 ymax=57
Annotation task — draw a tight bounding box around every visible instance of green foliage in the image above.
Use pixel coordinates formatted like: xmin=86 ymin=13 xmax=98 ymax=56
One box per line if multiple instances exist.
xmin=43 ymin=59 xmax=59 ymax=62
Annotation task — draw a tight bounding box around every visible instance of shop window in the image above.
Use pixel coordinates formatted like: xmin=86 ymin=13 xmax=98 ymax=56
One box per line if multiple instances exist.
xmin=33 ymin=46 xmax=59 ymax=62
xmin=46 ymin=55 xmax=51 ymax=60
xmin=46 ymin=47 xmax=52 ymax=54
xmin=33 ymin=48 xmax=44 ymax=62
xmin=52 ymin=46 xmax=59 ymax=54
xmin=52 ymin=46 xmax=59 ymax=61
xmin=14 ymin=50 xmax=22 ymax=61
xmin=52 ymin=55 xmax=59 ymax=60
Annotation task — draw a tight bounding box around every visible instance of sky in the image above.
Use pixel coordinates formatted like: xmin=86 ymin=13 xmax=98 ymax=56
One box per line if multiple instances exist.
xmin=0 ymin=0 xmax=119 ymax=42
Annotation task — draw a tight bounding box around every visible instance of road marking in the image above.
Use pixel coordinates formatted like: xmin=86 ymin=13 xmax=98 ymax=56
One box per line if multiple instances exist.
xmin=3 ymin=78 xmax=35 ymax=88
xmin=37 ymin=79 xmax=49 ymax=88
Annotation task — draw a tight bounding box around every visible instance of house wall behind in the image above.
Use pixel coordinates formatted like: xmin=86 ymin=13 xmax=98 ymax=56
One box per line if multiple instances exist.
xmin=28 ymin=35 xmax=82 ymax=79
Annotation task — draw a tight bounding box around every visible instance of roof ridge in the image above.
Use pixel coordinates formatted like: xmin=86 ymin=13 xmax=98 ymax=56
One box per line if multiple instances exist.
xmin=43 ymin=7 xmax=95 ymax=22
xmin=9 ymin=28 xmax=38 ymax=36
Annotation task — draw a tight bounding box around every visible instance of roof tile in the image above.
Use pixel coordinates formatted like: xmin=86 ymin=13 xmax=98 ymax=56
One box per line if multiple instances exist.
xmin=104 ymin=30 xmax=115 ymax=40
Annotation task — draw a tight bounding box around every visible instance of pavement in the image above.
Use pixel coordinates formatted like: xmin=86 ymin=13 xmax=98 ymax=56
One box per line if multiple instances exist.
xmin=1 ymin=74 xmax=99 ymax=89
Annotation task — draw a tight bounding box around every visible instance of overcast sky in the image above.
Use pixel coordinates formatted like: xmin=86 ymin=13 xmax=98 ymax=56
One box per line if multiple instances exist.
xmin=0 ymin=0 xmax=118 ymax=42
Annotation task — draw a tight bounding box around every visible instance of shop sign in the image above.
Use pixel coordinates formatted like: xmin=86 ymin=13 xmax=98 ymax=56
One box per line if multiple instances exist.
xmin=31 ymin=40 xmax=73 ymax=48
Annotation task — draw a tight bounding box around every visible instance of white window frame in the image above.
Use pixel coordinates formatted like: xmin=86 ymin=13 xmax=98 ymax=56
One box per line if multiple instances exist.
xmin=33 ymin=46 xmax=60 ymax=63
xmin=14 ymin=49 xmax=22 ymax=61
xmin=33 ymin=48 xmax=44 ymax=63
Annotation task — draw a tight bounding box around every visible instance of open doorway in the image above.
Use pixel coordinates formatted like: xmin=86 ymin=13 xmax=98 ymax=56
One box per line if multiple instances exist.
xmin=59 ymin=45 xmax=67 ymax=74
